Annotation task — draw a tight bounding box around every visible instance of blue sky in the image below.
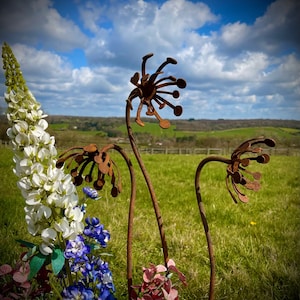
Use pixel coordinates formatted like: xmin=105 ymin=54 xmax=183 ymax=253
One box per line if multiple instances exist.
xmin=0 ymin=0 xmax=299 ymax=120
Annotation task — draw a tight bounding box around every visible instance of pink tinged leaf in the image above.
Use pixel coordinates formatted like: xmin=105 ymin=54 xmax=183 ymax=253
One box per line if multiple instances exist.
xmin=13 ymin=271 xmax=28 ymax=283
xmin=167 ymin=259 xmax=175 ymax=268
xmin=0 ymin=264 xmax=13 ymax=275
xmin=167 ymin=265 xmax=187 ymax=285
xmin=169 ymin=288 xmax=179 ymax=300
xmin=153 ymin=274 xmax=165 ymax=283
xmin=143 ymin=269 xmax=153 ymax=283
xmin=156 ymin=264 xmax=167 ymax=273
xmin=162 ymin=287 xmax=178 ymax=300
xmin=163 ymin=279 xmax=172 ymax=292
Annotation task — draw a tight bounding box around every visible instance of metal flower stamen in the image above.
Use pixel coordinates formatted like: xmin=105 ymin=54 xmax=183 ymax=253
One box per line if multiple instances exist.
xmin=127 ymin=53 xmax=186 ymax=129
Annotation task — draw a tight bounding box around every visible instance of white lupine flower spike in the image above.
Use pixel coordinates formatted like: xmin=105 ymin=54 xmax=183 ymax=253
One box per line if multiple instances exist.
xmin=2 ymin=42 xmax=84 ymax=255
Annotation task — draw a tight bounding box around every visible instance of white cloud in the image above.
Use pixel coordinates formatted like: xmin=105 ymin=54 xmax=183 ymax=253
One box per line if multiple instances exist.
xmin=220 ymin=22 xmax=250 ymax=47
xmin=0 ymin=0 xmax=88 ymax=51
xmin=219 ymin=0 xmax=300 ymax=54
xmin=0 ymin=0 xmax=299 ymax=120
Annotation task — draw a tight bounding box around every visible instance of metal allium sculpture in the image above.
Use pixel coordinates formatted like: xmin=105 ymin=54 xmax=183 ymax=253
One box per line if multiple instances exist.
xmin=195 ymin=137 xmax=276 ymax=300
xmin=127 ymin=53 xmax=186 ymax=129
xmin=126 ymin=53 xmax=187 ymax=267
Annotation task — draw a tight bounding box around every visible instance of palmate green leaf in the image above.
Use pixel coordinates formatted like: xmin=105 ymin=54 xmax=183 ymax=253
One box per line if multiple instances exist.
xmin=29 ymin=252 xmax=47 ymax=280
xmin=51 ymin=246 xmax=65 ymax=275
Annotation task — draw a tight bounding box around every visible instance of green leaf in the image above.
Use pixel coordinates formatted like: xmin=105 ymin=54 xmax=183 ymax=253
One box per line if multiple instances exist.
xmin=15 ymin=239 xmax=36 ymax=249
xmin=51 ymin=246 xmax=65 ymax=275
xmin=29 ymin=252 xmax=47 ymax=280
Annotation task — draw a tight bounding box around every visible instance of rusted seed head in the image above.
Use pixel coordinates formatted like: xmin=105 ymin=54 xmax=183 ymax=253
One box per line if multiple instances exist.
xmin=56 ymin=144 xmax=122 ymax=197
xmin=128 ymin=53 xmax=186 ymax=129
xmin=226 ymin=137 xmax=276 ymax=203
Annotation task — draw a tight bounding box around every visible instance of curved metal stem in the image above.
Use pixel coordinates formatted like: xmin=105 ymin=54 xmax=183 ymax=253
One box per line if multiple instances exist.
xmin=195 ymin=156 xmax=231 ymax=300
xmin=101 ymin=143 xmax=136 ymax=299
xmin=126 ymin=100 xmax=169 ymax=266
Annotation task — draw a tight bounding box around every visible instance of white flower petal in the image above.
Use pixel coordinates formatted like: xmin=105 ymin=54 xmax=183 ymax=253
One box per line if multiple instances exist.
xmin=39 ymin=243 xmax=53 ymax=255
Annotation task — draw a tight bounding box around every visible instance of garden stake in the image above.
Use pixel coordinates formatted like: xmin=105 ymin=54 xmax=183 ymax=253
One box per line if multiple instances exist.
xmin=126 ymin=53 xmax=186 ymax=268
xmin=195 ymin=137 xmax=275 ymax=300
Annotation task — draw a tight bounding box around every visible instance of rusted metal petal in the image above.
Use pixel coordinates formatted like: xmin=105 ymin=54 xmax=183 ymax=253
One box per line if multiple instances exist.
xmin=75 ymin=155 xmax=84 ymax=164
xmin=226 ymin=175 xmax=238 ymax=203
xmin=238 ymin=193 xmax=249 ymax=203
xmin=111 ymin=186 xmax=119 ymax=197
xmin=252 ymin=172 xmax=261 ymax=180
xmin=95 ymin=153 xmax=110 ymax=174
xmin=241 ymin=158 xmax=250 ymax=167
xmin=56 ymin=158 xmax=65 ymax=168
xmin=85 ymin=174 xmax=92 ymax=183
xmin=256 ymin=154 xmax=270 ymax=164
xmin=176 ymin=78 xmax=186 ymax=88
xmin=130 ymin=72 xmax=140 ymax=85
xmin=83 ymin=144 xmax=98 ymax=153
xmin=232 ymin=171 xmax=242 ymax=183
xmin=71 ymin=168 xmax=78 ymax=177
xmin=245 ymin=180 xmax=261 ymax=191
xmin=173 ymin=105 xmax=183 ymax=116
xmin=73 ymin=175 xmax=83 ymax=186
xmin=264 ymin=138 xmax=276 ymax=147
xmin=172 ymin=90 xmax=180 ymax=98
xmin=159 ymin=119 xmax=171 ymax=129
xmin=94 ymin=177 xmax=105 ymax=190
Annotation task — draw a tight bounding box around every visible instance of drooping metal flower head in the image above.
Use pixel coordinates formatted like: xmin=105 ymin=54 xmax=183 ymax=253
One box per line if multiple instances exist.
xmin=127 ymin=53 xmax=187 ymax=129
xmin=56 ymin=144 xmax=122 ymax=197
xmin=226 ymin=137 xmax=276 ymax=203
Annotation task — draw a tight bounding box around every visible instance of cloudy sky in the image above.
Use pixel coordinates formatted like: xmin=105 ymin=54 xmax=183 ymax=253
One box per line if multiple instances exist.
xmin=0 ymin=0 xmax=299 ymax=120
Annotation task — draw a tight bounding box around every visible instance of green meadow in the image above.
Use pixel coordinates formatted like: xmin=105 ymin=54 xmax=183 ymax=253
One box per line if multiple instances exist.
xmin=0 ymin=144 xmax=299 ymax=299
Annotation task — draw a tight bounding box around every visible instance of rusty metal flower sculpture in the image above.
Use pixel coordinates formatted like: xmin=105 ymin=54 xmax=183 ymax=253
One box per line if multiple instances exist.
xmin=195 ymin=136 xmax=276 ymax=300
xmin=226 ymin=137 xmax=276 ymax=203
xmin=127 ymin=53 xmax=186 ymax=129
xmin=56 ymin=142 xmax=136 ymax=297
xmin=125 ymin=54 xmax=186 ymax=269
xmin=56 ymin=144 xmax=121 ymax=197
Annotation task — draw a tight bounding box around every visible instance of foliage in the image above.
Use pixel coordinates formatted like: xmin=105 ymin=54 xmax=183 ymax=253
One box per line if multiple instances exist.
xmin=131 ymin=259 xmax=187 ymax=300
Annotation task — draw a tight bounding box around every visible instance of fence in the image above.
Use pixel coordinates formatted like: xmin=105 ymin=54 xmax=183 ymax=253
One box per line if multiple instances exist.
xmin=135 ymin=147 xmax=300 ymax=156
xmin=1 ymin=140 xmax=299 ymax=156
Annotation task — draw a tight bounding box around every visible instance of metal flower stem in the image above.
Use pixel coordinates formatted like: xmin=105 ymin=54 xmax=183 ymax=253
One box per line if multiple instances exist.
xmin=126 ymin=100 xmax=169 ymax=266
xmin=101 ymin=144 xmax=137 ymax=297
xmin=195 ymin=156 xmax=231 ymax=300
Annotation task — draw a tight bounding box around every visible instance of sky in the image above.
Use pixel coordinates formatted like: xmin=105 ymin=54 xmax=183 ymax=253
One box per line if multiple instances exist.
xmin=0 ymin=0 xmax=299 ymax=120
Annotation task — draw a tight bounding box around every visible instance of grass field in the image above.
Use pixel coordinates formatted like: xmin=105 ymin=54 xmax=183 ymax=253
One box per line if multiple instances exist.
xmin=0 ymin=146 xmax=299 ymax=299
xmin=117 ymin=121 xmax=300 ymax=142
